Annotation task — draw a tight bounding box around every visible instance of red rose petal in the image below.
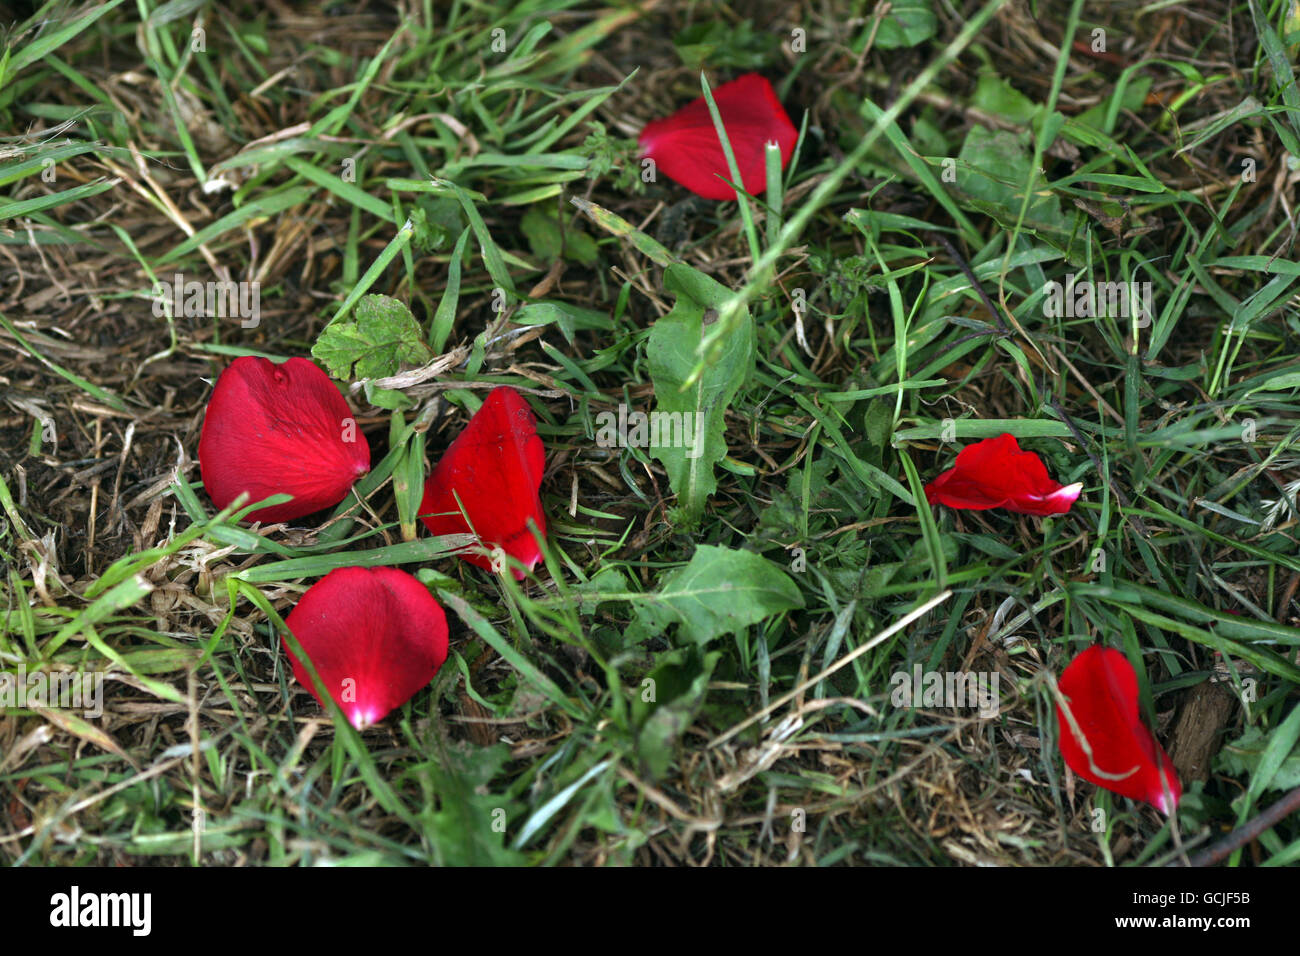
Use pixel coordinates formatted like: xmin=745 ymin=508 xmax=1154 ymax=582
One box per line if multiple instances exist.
xmin=924 ymin=433 xmax=1082 ymax=516
xmin=283 ymin=566 xmax=449 ymax=729
xmin=638 ymin=73 xmax=798 ymax=200
xmin=1055 ymin=646 xmax=1182 ymax=814
xmin=198 ymin=356 xmax=370 ymax=523
xmin=419 ymin=385 xmax=547 ymax=579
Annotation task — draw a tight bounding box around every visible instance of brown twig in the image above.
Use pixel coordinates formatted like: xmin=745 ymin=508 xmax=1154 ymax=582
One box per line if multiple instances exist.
xmin=1173 ymin=784 xmax=1300 ymax=867
xmin=934 ymin=233 xmax=1008 ymax=331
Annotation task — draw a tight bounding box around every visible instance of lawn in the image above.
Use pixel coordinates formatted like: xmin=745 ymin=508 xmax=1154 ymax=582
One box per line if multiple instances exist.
xmin=1 ymin=0 xmax=1299 ymax=867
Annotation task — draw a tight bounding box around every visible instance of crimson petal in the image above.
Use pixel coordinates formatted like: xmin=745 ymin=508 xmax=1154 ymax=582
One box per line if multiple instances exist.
xmin=199 ymin=357 xmax=370 ymax=523
xmin=419 ymin=385 xmax=547 ymax=579
xmin=1055 ymin=646 xmax=1182 ymax=814
xmin=284 ymin=566 xmax=449 ymax=729
xmin=924 ymin=433 xmax=1082 ymax=516
xmin=638 ymin=73 xmax=798 ymax=200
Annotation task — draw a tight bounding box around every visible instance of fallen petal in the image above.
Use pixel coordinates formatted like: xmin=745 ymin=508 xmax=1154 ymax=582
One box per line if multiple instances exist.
xmin=198 ymin=356 xmax=370 ymax=523
xmin=420 ymin=386 xmax=547 ymax=579
xmin=1055 ymin=645 xmax=1181 ymax=814
xmin=283 ymin=566 xmax=449 ymax=729
xmin=925 ymin=433 xmax=1081 ymax=516
xmin=638 ymin=73 xmax=798 ymax=200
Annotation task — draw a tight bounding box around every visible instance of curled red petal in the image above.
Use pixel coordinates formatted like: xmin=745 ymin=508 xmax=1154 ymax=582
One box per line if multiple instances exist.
xmin=419 ymin=385 xmax=547 ymax=579
xmin=283 ymin=566 xmax=449 ymax=729
xmin=1055 ymin=646 xmax=1182 ymax=814
xmin=924 ymin=433 xmax=1081 ymax=516
xmin=638 ymin=73 xmax=798 ymax=200
xmin=198 ymin=356 xmax=370 ymax=523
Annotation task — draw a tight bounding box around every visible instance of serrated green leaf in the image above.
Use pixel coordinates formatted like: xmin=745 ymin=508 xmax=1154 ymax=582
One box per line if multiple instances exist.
xmin=312 ymin=293 xmax=433 ymax=380
xmin=418 ymin=741 xmax=526 ymax=865
xmin=647 ymin=265 xmax=755 ymax=524
xmin=629 ymin=544 xmax=804 ymax=649
xmin=949 ymin=126 xmax=1086 ymax=265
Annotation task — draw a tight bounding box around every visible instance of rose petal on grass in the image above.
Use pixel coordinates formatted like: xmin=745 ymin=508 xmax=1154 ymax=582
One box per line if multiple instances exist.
xmin=198 ymin=356 xmax=369 ymax=523
xmin=925 ymin=433 xmax=1082 ymax=516
xmin=419 ymin=385 xmax=547 ymax=579
xmin=638 ymin=73 xmax=797 ymax=200
xmin=1055 ymin=645 xmax=1182 ymax=814
xmin=284 ymin=566 xmax=449 ymax=729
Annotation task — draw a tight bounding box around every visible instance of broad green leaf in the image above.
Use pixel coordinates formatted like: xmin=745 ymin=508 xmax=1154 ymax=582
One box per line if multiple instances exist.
xmin=972 ymin=71 xmax=1040 ymax=125
xmin=949 ymin=126 xmax=1086 ymax=265
xmin=753 ymin=456 xmax=835 ymax=547
xmin=865 ymin=0 xmax=936 ymax=50
xmin=409 ymin=196 xmax=464 ymax=254
xmin=633 ymin=648 xmax=721 ymax=779
xmin=520 ymin=205 xmax=599 ymax=266
xmin=647 ymin=265 xmax=755 ymax=524
xmin=672 ymin=20 xmax=778 ymax=72
xmin=1215 ymin=725 xmax=1300 ymax=793
xmin=418 ymin=742 xmax=526 ymax=865
xmin=312 ymin=293 xmax=433 ymax=380
xmin=361 ymin=380 xmax=413 ymax=410
xmin=629 ymin=544 xmax=804 ymax=649
xmin=572 ymin=566 xmax=632 ymax=615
